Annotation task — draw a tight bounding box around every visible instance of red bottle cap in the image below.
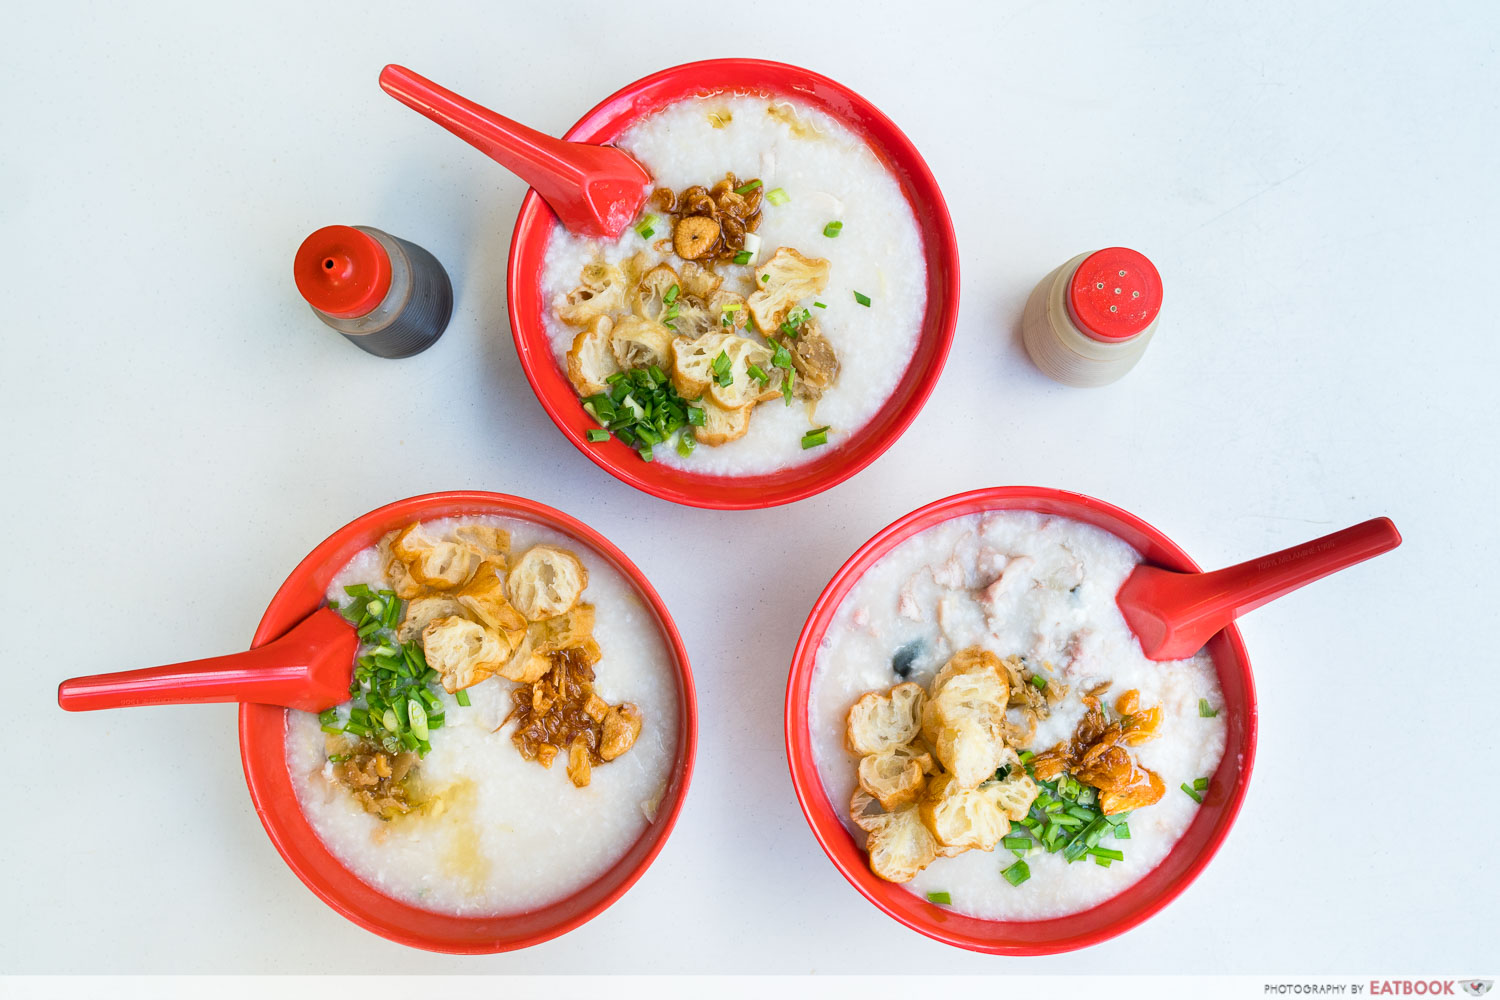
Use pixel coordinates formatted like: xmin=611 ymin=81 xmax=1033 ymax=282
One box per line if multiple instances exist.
xmin=293 ymin=226 xmax=392 ymax=319
xmin=1065 ymin=247 xmax=1163 ymax=342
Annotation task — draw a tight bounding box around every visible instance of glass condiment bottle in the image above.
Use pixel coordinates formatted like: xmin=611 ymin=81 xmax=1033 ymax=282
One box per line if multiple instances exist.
xmin=1021 ymin=247 xmax=1163 ymax=386
xmin=293 ymin=225 xmax=452 ymax=358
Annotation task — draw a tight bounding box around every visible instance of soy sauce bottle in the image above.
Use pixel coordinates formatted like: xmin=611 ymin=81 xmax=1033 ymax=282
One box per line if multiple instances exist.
xmin=293 ymin=225 xmax=453 ymax=358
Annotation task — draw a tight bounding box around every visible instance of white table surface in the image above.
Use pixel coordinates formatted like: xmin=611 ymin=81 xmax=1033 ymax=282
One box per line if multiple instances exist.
xmin=4 ymin=0 xmax=1496 ymax=976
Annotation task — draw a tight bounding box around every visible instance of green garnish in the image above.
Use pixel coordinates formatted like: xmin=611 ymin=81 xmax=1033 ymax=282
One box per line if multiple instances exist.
xmin=1198 ymin=698 xmax=1218 ymax=717
xmin=781 ymin=368 xmax=795 ymax=404
xmin=1002 ymin=860 xmax=1031 ymax=886
xmin=926 ymin=891 xmax=952 ymax=905
xmin=455 ymin=689 xmax=471 ymax=708
xmin=801 ymin=426 xmax=830 ymax=449
xmin=1029 ymin=674 xmax=1048 ymax=691
xmin=760 ymin=273 xmax=770 ymax=282
xmin=733 ymin=250 xmax=753 ymax=265
xmin=663 ymin=283 xmax=679 ymax=305
xmin=779 ymin=306 xmax=811 ymax=339
xmin=748 ymin=363 xmax=769 ymax=384
xmin=586 ymin=428 xmax=609 ymax=443
xmin=1088 ymin=847 xmax=1124 ymax=862
xmin=765 ymin=187 xmax=790 ymax=206
xmin=328 ymin=588 xmax=468 ymax=759
xmin=676 ymin=433 xmax=696 ymax=457
xmin=823 ymin=220 xmax=843 ymax=238
xmin=1181 ymin=782 xmax=1204 ymax=804
xmin=634 ymin=214 xmax=660 ymax=240
xmin=854 ymin=290 xmax=872 ymax=307
xmin=1113 ymin=821 xmax=1131 ymax=839
xmin=585 ymin=366 xmax=697 ymax=460
xmin=687 ymin=405 xmax=706 ymax=427
xmin=813 ymin=301 xmax=827 ymax=309
xmin=1193 ymin=777 xmax=1210 ymax=792
xmin=734 ymin=179 xmax=762 ymax=195
xmin=1001 ymin=835 xmax=1032 ymax=851
xmin=712 ymin=350 xmax=734 ymax=387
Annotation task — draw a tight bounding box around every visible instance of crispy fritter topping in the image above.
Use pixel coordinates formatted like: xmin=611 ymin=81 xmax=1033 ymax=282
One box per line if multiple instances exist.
xmin=844 ymin=647 xmax=1039 ymax=883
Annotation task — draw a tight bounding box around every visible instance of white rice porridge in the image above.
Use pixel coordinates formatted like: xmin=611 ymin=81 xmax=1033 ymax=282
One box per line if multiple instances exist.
xmin=809 ymin=510 xmax=1227 ymax=920
xmin=541 ymin=93 xmax=927 ymax=474
xmin=285 ymin=516 xmax=680 ymax=917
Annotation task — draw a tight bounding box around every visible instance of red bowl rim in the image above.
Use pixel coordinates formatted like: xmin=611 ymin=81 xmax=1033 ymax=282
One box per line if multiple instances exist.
xmin=783 ymin=486 xmax=1259 ymax=955
xmin=237 ymin=491 xmax=698 ymax=954
xmin=506 ymin=57 xmax=961 ymax=510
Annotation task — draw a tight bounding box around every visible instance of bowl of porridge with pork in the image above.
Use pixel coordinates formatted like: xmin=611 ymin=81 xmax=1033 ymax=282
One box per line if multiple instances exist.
xmin=784 ymin=487 xmax=1256 ymax=954
xmin=509 ymin=59 xmax=959 ymax=508
xmin=240 ymin=491 xmax=696 ymax=953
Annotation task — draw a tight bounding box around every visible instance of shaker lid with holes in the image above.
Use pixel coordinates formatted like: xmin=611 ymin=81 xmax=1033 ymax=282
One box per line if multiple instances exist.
xmin=1065 ymin=247 xmax=1163 ymax=342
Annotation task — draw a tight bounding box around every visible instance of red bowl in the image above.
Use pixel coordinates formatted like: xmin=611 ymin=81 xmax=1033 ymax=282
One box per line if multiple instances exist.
xmin=783 ymin=487 xmax=1257 ymax=954
xmin=507 ymin=59 xmax=960 ymax=509
xmin=239 ymin=491 xmax=697 ymax=953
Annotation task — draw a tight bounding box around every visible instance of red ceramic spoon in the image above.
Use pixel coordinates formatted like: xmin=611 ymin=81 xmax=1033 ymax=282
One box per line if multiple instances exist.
xmin=1117 ymin=517 xmax=1402 ymax=660
xmin=379 ymin=64 xmax=651 ymax=240
xmin=57 ymin=607 xmax=359 ymax=713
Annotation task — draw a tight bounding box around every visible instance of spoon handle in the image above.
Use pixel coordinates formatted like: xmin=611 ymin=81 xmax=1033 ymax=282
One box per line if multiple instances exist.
xmin=1182 ymin=517 xmax=1402 ymax=623
xmin=379 ymin=64 xmax=584 ymax=191
xmin=57 ymin=607 xmax=357 ymax=713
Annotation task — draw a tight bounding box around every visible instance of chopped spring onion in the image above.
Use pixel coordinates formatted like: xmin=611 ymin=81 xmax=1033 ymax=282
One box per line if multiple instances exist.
xmin=733 ymin=250 xmax=752 ymax=265
xmin=781 ymin=368 xmax=795 ymax=404
xmin=1001 ymin=835 xmax=1032 ymax=851
xmin=823 ymin=220 xmax=843 ymax=238
xmin=742 ymin=232 xmax=761 ymax=258
xmin=765 ymin=187 xmax=790 ymax=206
xmin=1193 ymin=777 xmax=1210 ymax=792
xmin=1199 ymin=698 xmax=1218 ymax=717
xmin=1181 ymin=782 xmax=1204 ymax=804
xmin=1002 ymin=860 xmax=1031 ymax=887
xmin=676 ymin=433 xmax=696 ymax=457
xmin=634 ymin=214 xmax=660 ymax=240
xmin=926 ymin=891 xmax=952 ymax=905
xmin=760 ymin=273 xmax=770 ymax=282
xmin=1089 ymin=847 xmax=1125 ymax=862
xmin=1093 ymin=855 xmax=1113 ymax=867
xmin=734 ymin=179 xmax=762 ymax=195
xmin=854 ymin=290 xmax=872 ymax=307
xmin=455 ymin=689 xmax=471 ymax=708
xmin=748 ymin=363 xmax=769 ymax=384
xmin=687 ymin=405 xmax=706 ymax=427
xmin=801 ymin=426 xmax=830 ymax=449
xmin=407 ymin=699 xmax=429 ymax=741
xmin=1029 ymin=674 xmax=1048 ymax=691
xmin=813 ymin=301 xmax=827 ymax=309
xmin=712 ymin=350 xmax=733 ymax=387
xmin=583 ymin=365 xmax=696 ymax=461
xmin=1113 ymin=821 xmax=1131 ymax=839
xmin=586 ymin=428 xmax=609 ymax=443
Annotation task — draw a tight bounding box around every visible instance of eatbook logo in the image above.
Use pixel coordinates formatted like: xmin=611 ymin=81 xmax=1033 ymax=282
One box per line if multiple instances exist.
xmin=1461 ymin=983 xmax=1493 ymax=998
